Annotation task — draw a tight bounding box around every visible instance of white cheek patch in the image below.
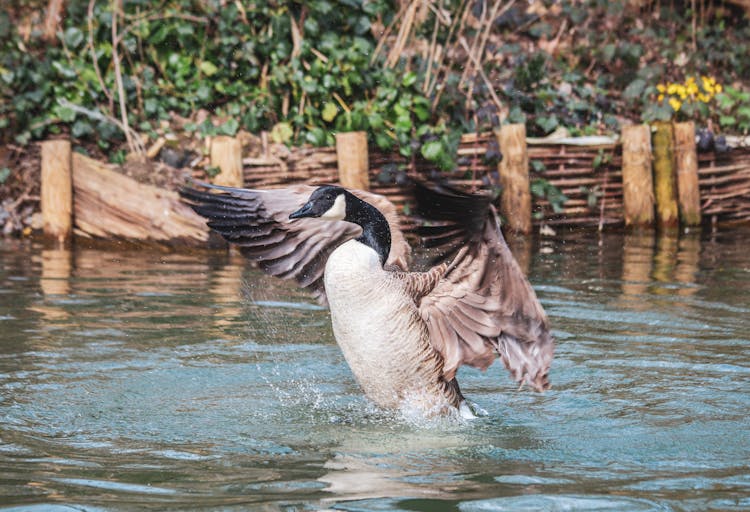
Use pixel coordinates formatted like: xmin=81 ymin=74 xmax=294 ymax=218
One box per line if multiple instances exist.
xmin=320 ymin=194 xmax=346 ymax=221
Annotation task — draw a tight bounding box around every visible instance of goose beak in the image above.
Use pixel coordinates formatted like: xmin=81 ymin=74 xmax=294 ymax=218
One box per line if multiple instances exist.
xmin=289 ymin=201 xmax=314 ymax=220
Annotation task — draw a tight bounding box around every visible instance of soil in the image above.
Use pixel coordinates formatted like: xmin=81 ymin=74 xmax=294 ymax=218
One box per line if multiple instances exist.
xmin=0 ymin=143 xmax=41 ymax=236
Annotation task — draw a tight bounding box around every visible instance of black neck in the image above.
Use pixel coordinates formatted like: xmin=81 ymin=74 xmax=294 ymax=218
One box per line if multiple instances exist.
xmin=344 ymin=192 xmax=391 ymax=266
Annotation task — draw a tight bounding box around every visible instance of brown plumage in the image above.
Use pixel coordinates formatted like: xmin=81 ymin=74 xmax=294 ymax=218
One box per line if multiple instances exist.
xmin=181 ymin=181 xmax=554 ymax=417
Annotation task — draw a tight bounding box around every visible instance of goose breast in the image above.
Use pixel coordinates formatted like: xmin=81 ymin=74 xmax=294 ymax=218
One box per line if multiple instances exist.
xmin=324 ymin=240 xmax=454 ymax=412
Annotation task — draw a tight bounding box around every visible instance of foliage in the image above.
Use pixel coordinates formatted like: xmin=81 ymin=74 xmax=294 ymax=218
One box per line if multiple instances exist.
xmin=530 ymin=160 xmax=568 ymax=218
xmin=715 ymin=85 xmax=750 ymax=134
xmin=2 ymin=0 xmax=750 ymax=166
xmin=0 ymin=0 xmax=456 ymax=168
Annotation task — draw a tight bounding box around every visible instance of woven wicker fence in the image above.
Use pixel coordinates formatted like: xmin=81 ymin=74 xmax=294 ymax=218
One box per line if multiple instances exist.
xmin=242 ymin=132 xmax=750 ymax=229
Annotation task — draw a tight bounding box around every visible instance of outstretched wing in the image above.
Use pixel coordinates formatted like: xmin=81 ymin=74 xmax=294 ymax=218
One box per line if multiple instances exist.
xmin=180 ymin=182 xmax=410 ymax=304
xmin=415 ymin=183 xmax=554 ymax=391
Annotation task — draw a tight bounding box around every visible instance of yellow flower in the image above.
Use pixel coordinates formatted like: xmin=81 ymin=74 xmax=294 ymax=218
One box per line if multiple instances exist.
xmin=669 ymin=97 xmax=682 ymax=112
xmin=716 ymin=83 xmax=723 ymax=93
xmin=657 ymin=84 xmax=666 ymax=93
xmin=697 ymin=93 xmax=710 ymax=103
xmin=658 ymin=94 xmax=665 ymax=102
xmin=667 ymin=83 xmax=680 ymax=95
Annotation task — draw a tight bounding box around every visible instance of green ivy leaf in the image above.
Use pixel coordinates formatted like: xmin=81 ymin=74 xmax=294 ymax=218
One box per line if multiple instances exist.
xmin=219 ymin=118 xmax=240 ymax=136
xmin=52 ymin=61 xmax=77 ymax=79
xmin=402 ymin=71 xmax=418 ymax=88
xmin=55 ymin=103 xmax=76 ymax=123
xmin=623 ymin=78 xmax=646 ymax=100
xmin=394 ymin=114 xmax=412 ymax=132
xmin=719 ymin=115 xmax=737 ymax=127
xmin=321 ymin=102 xmax=338 ymax=122
xmin=531 ymin=160 xmax=546 ymax=173
xmin=421 ymin=140 xmax=443 ymax=161
xmin=0 ymin=167 xmax=10 ymax=184
xmin=200 ymin=61 xmax=219 ymax=77
xmin=535 ymin=114 xmax=559 ymax=134
xmin=530 ymin=179 xmax=547 ymax=197
xmin=63 ymin=27 xmax=84 ymax=49
xmin=270 ymin=122 xmax=293 ymax=143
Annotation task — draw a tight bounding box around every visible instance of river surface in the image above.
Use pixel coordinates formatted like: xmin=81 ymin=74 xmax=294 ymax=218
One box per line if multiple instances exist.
xmin=0 ymin=228 xmax=748 ymax=511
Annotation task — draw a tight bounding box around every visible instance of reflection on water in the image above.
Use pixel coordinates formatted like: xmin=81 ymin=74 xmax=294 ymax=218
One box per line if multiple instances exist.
xmin=1 ymin=229 xmax=749 ymax=511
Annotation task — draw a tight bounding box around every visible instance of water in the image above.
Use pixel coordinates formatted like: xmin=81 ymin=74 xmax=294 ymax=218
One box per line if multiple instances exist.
xmin=0 ymin=228 xmax=748 ymax=511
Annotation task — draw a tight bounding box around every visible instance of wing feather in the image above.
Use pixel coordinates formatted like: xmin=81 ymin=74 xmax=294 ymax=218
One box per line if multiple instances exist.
xmin=181 ymin=182 xmax=410 ymax=304
xmin=415 ymin=183 xmax=554 ymax=391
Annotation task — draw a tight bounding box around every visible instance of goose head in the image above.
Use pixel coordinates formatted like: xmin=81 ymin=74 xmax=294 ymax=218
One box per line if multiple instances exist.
xmin=289 ymin=185 xmax=392 ymax=266
xmin=289 ymin=185 xmax=348 ymax=221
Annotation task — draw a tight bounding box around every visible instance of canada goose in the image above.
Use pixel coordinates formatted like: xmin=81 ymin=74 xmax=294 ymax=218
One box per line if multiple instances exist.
xmin=181 ymin=181 xmax=554 ymax=418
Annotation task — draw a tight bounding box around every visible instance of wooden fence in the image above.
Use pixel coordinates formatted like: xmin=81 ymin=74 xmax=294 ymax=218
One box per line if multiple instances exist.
xmin=39 ymin=123 xmax=750 ymax=245
xmin=238 ymin=125 xmax=750 ymax=232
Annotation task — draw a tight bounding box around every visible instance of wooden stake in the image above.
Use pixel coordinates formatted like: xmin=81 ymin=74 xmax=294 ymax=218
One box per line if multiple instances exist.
xmin=210 ymin=135 xmax=244 ymax=188
xmin=42 ymin=0 xmax=66 ymax=43
xmin=496 ymin=124 xmax=531 ymax=234
xmin=673 ymin=121 xmax=701 ymax=226
xmin=651 ymin=122 xmax=679 ymax=228
xmin=335 ymin=131 xmax=370 ymax=190
xmin=621 ymin=231 xmax=654 ymax=302
xmin=621 ymin=124 xmax=654 ymax=227
xmin=41 ymin=139 xmax=73 ymax=243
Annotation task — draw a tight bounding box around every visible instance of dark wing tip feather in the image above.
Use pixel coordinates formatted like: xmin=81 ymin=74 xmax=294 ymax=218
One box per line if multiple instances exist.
xmin=414 ymin=180 xmax=494 ymax=262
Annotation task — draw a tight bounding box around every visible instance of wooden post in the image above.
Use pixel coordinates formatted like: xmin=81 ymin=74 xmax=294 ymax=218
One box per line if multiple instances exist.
xmin=495 ymin=124 xmax=531 ymax=234
xmin=621 ymin=124 xmax=654 ymax=227
xmin=42 ymin=0 xmax=66 ymax=43
xmin=41 ymin=248 xmax=72 ymax=297
xmin=210 ymin=135 xmax=243 ymax=188
xmin=651 ymin=122 xmax=679 ymax=228
xmin=41 ymin=139 xmax=73 ymax=243
xmin=335 ymin=131 xmax=370 ymax=190
xmin=621 ymin=231 xmax=654 ymax=303
xmin=674 ymin=121 xmax=701 ymax=226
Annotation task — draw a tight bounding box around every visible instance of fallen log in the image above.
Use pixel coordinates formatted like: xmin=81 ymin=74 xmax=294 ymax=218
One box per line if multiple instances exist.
xmin=72 ymin=153 xmax=208 ymax=243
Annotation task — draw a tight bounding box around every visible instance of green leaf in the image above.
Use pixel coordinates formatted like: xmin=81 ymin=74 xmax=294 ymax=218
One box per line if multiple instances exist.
xmin=413 ymin=104 xmax=429 ymax=122
xmin=368 ymin=112 xmax=383 ymax=130
xmin=63 ymin=27 xmax=84 ymax=48
xmin=321 ymin=102 xmax=338 ymax=122
xmin=402 ymin=71 xmax=418 ymax=88
xmin=144 ymin=97 xmax=158 ymax=115
xmin=421 ymin=140 xmax=443 ymax=161
xmin=55 ymin=103 xmax=76 ymax=122
xmin=200 ymin=61 xmax=219 ymax=77
xmin=715 ymin=92 xmax=735 ymax=110
xmin=219 ymin=118 xmax=240 ymax=136
xmin=52 ymin=61 xmax=77 ymax=79
xmin=530 ymin=179 xmax=547 ymax=198
xmin=71 ymin=119 xmax=93 ymax=138
xmin=394 ymin=114 xmax=412 ymax=132
xmin=593 ymin=151 xmax=603 ymax=169
xmin=531 ymin=160 xmax=546 ymax=173
xmin=270 ymin=122 xmax=293 ymax=144
xmin=623 ymin=78 xmax=646 ymax=100
xmin=0 ymin=167 xmax=10 ymax=184
xmin=719 ymin=115 xmax=737 ymax=127
xmin=535 ymin=114 xmax=559 ymax=134
xmin=305 ymin=127 xmax=327 ymax=146
xmin=375 ymin=132 xmax=392 ymax=150
xmin=601 ymin=44 xmax=616 ymax=62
